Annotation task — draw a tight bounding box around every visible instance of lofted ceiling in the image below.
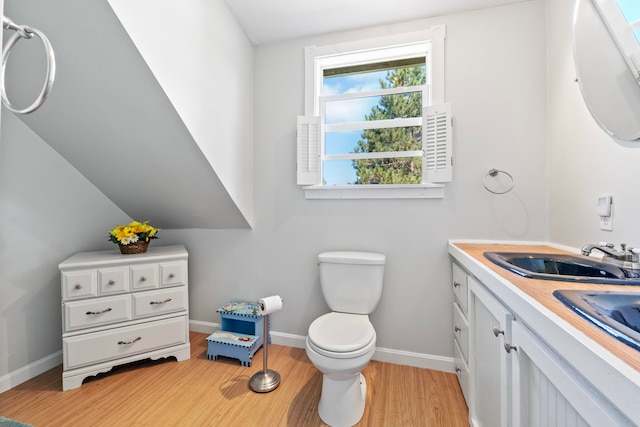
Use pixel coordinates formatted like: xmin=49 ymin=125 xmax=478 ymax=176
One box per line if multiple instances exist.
xmin=223 ymin=0 xmax=530 ymax=45
xmin=2 ymin=0 xmax=529 ymax=230
xmin=3 ymin=0 xmax=251 ymax=230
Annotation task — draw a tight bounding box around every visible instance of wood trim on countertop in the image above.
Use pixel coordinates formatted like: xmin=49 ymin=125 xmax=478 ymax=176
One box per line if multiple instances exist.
xmin=452 ymin=243 xmax=640 ymax=373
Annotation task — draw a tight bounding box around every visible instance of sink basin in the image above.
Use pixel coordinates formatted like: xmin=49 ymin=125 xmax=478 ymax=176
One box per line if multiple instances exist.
xmin=484 ymin=252 xmax=640 ymax=285
xmin=553 ymin=290 xmax=640 ymax=351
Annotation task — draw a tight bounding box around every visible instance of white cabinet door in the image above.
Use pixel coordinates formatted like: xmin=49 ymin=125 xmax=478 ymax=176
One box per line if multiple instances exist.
xmin=511 ymin=321 xmax=633 ymax=427
xmin=469 ymin=276 xmax=514 ymax=427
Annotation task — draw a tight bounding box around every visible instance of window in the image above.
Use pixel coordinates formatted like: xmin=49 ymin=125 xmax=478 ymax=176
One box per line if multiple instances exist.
xmin=297 ymin=26 xmax=451 ymax=199
xmin=593 ymin=0 xmax=640 ymax=84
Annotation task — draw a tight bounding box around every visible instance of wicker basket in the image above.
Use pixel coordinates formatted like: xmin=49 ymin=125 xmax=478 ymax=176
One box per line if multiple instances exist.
xmin=118 ymin=240 xmax=149 ymax=255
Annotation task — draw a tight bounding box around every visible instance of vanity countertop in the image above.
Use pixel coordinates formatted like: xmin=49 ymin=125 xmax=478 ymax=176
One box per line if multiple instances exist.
xmin=449 ymin=242 xmax=640 ymax=373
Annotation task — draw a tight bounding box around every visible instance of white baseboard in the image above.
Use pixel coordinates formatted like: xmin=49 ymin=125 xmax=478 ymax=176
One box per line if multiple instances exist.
xmin=189 ymin=319 xmax=220 ymax=334
xmin=1 ymin=320 xmax=455 ymax=394
xmin=0 ymin=351 xmax=63 ymax=394
xmin=189 ymin=320 xmax=455 ymax=372
xmin=373 ymin=347 xmax=455 ymax=372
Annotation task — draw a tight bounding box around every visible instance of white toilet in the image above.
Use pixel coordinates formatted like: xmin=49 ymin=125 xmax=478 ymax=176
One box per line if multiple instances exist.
xmin=305 ymin=251 xmax=385 ymax=427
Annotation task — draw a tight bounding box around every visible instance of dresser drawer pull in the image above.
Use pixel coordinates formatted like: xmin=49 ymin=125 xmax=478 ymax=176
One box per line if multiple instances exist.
xmin=108 ymin=280 xmax=116 ymax=285
xmin=86 ymin=308 xmax=113 ymax=315
xmin=453 ymin=281 xmax=461 ymax=288
xmin=454 ymin=326 xmax=461 ymax=333
xmin=74 ymin=283 xmax=83 ymax=289
xmin=168 ymin=273 xmax=175 ymax=279
xmin=139 ymin=276 xmax=147 ymax=282
xmin=150 ymin=298 xmax=172 ymax=305
xmin=118 ymin=336 xmax=142 ymax=345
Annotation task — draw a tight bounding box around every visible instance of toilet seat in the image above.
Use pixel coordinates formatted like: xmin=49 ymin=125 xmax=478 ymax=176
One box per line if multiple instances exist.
xmin=308 ymin=312 xmax=376 ymax=358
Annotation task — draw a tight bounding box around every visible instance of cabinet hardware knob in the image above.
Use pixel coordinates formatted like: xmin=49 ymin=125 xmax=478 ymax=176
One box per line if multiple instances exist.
xmin=454 ymin=326 xmax=461 ymax=333
xmin=86 ymin=308 xmax=112 ymax=315
xmin=74 ymin=283 xmax=82 ymax=289
xmin=140 ymin=276 xmax=146 ymax=282
xmin=455 ymin=367 xmax=462 ymax=373
xmin=504 ymin=343 xmax=517 ymax=353
xmin=493 ymin=328 xmax=505 ymax=337
xmin=168 ymin=273 xmax=175 ymax=279
xmin=453 ymin=282 xmax=461 ymax=288
xmin=150 ymin=298 xmax=172 ymax=305
xmin=118 ymin=336 xmax=142 ymax=345
xmin=108 ymin=280 xmax=115 ymax=285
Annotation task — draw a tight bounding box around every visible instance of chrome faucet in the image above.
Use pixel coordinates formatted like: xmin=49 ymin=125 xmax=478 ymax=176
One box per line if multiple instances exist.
xmin=581 ymin=242 xmax=640 ymax=269
xmin=581 ymin=242 xmax=617 ymax=257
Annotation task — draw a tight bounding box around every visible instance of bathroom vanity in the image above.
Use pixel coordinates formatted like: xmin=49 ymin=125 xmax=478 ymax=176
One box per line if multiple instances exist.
xmin=59 ymin=245 xmax=190 ymax=390
xmin=449 ymin=242 xmax=640 ymax=426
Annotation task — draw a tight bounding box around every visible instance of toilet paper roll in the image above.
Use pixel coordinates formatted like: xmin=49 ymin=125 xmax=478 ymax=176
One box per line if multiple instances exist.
xmin=258 ymin=295 xmax=283 ymax=315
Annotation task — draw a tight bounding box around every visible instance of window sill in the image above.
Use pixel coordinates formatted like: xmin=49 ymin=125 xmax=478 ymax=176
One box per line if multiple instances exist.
xmin=302 ymin=184 xmax=445 ymax=199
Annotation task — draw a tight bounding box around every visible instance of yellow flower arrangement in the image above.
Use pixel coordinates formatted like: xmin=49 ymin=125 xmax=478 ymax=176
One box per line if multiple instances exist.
xmin=108 ymin=220 xmax=159 ymax=246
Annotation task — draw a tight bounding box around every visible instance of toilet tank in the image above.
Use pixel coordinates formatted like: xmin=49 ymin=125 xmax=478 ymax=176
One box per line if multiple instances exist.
xmin=318 ymin=251 xmax=385 ymax=315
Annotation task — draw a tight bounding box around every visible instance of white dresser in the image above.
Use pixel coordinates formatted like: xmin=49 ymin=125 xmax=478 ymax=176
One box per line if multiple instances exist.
xmin=59 ymin=245 xmax=190 ymax=391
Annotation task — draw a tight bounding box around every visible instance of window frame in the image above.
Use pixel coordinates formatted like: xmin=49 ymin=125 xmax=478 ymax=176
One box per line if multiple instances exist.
xmin=321 ymin=53 xmax=427 ymax=184
xmin=300 ymin=26 xmax=449 ymax=199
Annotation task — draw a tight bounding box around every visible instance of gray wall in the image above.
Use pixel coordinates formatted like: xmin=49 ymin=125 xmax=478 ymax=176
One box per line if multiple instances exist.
xmin=1 ymin=0 xmax=549 ymax=386
xmin=0 ymin=112 xmax=129 ymax=380
xmin=168 ymin=0 xmax=548 ymax=358
xmin=547 ymin=0 xmax=640 ymax=248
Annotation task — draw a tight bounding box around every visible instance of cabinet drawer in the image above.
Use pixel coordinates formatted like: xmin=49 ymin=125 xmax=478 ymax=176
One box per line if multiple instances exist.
xmin=62 ymin=270 xmax=97 ymax=300
xmin=454 ymin=339 xmax=470 ymax=405
xmin=452 ymin=263 xmax=468 ymax=313
xmin=131 ymin=263 xmax=159 ymax=290
xmin=160 ymin=261 xmax=187 ymax=286
xmin=98 ymin=266 xmax=129 ymax=295
xmin=63 ymin=295 xmax=132 ymax=332
xmin=63 ymin=316 xmax=188 ymax=369
xmin=453 ymin=302 xmax=469 ymax=361
xmin=133 ymin=287 xmax=187 ymax=319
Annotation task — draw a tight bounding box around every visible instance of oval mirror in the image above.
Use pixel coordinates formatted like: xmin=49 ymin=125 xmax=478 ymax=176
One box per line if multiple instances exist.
xmin=573 ymin=0 xmax=640 ymax=141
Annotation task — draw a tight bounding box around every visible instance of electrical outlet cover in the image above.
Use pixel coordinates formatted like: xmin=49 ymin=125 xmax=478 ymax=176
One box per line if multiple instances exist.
xmin=600 ymin=216 xmax=613 ymax=231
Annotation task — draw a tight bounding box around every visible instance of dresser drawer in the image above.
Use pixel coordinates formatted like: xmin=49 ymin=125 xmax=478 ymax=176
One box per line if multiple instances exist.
xmin=62 ymin=270 xmax=97 ymax=300
xmin=63 ymin=295 xmax=132 ymax=332
xmin=453 ymin=301 xmax=469 ymax=361
xmin=98 ymin=266 xmax=129 ymax=295
xmin=160 ymin=261 xmax=187 ymax=286
xmin=63 ymin=316 xmax=188 ymax=369
xmin=133 ymin=287 xmax=187 ymax=319
xmin=131 ymin=263 xmax=159 ymax=290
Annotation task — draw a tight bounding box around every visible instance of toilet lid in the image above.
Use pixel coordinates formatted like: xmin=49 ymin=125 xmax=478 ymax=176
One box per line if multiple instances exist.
xmin=308 ymin=312 xmax=375 ymax=353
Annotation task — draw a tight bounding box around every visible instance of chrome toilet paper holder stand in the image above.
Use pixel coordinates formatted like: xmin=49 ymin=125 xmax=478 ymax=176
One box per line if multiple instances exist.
xmin=249 ymin=297 xmax=283 ymax=393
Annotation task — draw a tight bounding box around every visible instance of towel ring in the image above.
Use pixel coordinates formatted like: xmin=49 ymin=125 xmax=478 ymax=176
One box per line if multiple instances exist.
xmin=1 ymin=16 xmax=56 ymax=114
xmin=483 ymin=169 xmax=514 ymax=194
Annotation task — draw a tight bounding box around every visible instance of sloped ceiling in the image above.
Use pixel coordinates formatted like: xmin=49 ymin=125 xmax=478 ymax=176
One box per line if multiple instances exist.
xmin=3 ymin=0 xmax=251 ymax=229
xmin=2 ymin=0 xmax=530 ymax=231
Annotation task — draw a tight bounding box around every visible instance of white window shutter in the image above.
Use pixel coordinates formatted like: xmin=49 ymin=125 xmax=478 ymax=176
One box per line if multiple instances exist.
xmin=297 ymin=116 xmax=321 ymax=185
xmin=423 ymin=103 xmax=452 ymax=183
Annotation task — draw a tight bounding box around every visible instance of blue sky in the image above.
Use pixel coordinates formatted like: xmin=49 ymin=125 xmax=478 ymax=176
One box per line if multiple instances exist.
xmin=321 ymin=71 xmax=386 ymax=185
xmin=617 ymin=0 xmax=640 ymax=41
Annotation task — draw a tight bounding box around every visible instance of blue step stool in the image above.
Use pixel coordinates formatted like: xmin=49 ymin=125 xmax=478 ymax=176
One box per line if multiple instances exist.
xmin=206 ymin=332 xmax=260 ymax=367
xmin=217 ymin=300 xmax=270 ymax=346
xmin=206 ymin=301 xmax=271 ymax=367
